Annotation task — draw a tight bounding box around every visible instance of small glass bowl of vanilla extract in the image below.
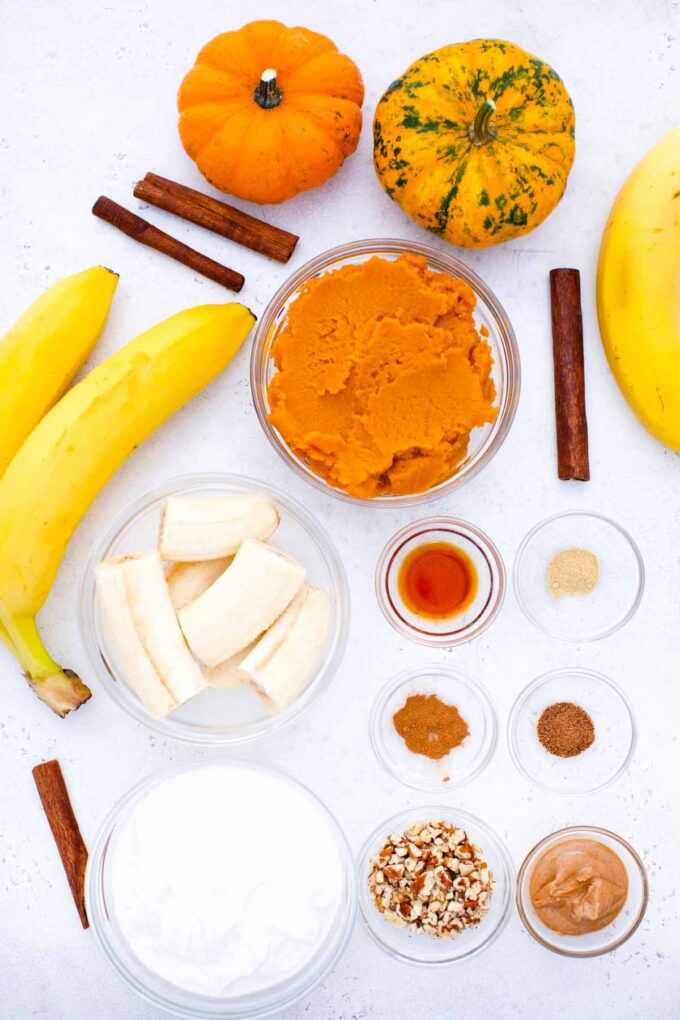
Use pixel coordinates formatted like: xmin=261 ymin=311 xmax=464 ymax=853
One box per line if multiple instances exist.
xmin=375 ymin=518 xmax=506 ymax=646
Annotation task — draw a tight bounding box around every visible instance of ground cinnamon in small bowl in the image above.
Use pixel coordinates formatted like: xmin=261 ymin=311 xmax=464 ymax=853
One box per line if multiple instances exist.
xmin=393 ymin=693 xmax=469 ymax=760
xmin=537 ymin=701 xmax=595 ymax=758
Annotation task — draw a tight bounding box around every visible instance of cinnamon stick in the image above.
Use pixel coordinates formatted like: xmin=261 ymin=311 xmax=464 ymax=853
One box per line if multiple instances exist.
xmin=550 ymin=268 xmax=590 ymax=481
xmin=92 ymin=196 xmax=244 ymax=292
xmin=32 ymin=759 xmax=89 ymax=928
xmin=134 ymin=173 xmax=298 ymax=263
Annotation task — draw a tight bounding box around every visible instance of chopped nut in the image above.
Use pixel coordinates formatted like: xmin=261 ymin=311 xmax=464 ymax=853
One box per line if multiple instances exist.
xmin=367 ymin=820 xmax=495 ymax=940
xmin=409 ymin=899 xmax=423 ymax=920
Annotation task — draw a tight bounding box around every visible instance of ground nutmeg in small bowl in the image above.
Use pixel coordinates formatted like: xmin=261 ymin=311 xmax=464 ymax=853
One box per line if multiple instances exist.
xmin=537 ymin=701 xmax=595 ymax=758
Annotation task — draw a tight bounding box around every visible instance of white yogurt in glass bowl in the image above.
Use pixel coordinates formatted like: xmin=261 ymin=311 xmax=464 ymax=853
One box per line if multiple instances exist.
xmin=86 ymin=760 xmax=357 ymax=1018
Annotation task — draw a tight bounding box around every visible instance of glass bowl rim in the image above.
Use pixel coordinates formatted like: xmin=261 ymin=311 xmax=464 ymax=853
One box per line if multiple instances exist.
xmin=250 ymin=237 xmax=520 ymax=508
xmin=516 ymin=824 xmax=648 ymax=958
xmin=513 ymin=509 xmax=645 ymax=642
xmin=85 ymin=756 xmax=358 ymax=1018
xmin=369 ymin=663 xmax=499 ymax=791
xmin=375 ymin=516 xmax=507 ymax=646
xmin=79 ymin=472 xmax=350 ymax=746
xmin=506 ymin=666 xmax=637 ymax=795
xmin=357 ymin=804 xmax=515 ymax=966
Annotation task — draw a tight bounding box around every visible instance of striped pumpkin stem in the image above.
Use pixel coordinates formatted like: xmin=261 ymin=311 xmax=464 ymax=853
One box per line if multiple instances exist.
xmin=469 ymin=99 xmax=497 ymax=145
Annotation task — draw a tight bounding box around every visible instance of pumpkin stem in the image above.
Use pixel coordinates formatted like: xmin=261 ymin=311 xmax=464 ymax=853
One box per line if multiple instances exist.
xmin=254 ymin=68 xmax=282 ymax=109
xmin=469 ymin=99 xmax=498 ymax=146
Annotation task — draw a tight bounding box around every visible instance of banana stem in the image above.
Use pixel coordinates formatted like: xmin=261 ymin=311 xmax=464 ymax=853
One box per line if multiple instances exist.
xmin=0 ymin=607 xmax=91 ymax=716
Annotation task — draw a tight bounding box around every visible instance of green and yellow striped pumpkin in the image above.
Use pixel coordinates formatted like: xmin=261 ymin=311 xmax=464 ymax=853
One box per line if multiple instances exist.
xmin=373 ymin=39 xmax=575 ymax=248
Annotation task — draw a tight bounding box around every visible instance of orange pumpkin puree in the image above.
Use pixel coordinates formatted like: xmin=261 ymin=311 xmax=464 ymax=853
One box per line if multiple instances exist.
xmin=267 ymin=254 xmax=498 ymax=498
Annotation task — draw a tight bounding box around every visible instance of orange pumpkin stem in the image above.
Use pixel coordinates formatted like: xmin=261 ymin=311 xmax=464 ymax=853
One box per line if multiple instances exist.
xmin=469 ymin=98 xmax=497 ymax=146
xmin=254 ymin=68 xmax=282 ymax=110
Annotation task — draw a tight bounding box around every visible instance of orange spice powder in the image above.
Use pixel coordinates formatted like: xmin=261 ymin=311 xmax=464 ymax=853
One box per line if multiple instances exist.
xmin=393 ymin=693 xmax=470 ymax=760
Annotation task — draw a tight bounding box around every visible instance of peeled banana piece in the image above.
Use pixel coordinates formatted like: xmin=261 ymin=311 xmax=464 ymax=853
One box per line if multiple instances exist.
xmin=241 ymin=586 xmax=331 ymax=713
xmin=96 ymin=551 xmax=206 ymax=717
xmin=166 ymin=558 xmax=232 ymax=611
xmin=206 ymin=642 xmax=256 ymax=689
xmin=159 ymin=494 xmax=279 ymax=561
xmin=178 ymin=538 xmax=305 ymax=667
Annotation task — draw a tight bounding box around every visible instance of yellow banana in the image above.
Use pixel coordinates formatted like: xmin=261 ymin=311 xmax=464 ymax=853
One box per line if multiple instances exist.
xmin=596 ymin=125 xmax=680 ymax=449
xmin=0 ymin=266 xmax=118 ymax=475
xmin=0 ymin=301 xmax=255 ymax=715
xmin=0 ymin=265 xmax=118 ymax=658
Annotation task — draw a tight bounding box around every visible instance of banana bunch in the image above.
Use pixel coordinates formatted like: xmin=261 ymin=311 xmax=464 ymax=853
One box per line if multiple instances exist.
xmin=597 ymin=125 xmax=680 ymax=450
xmin=96 ymin=493 xmax=332 ymax=718
xmin=0 ymin=274 xmax=255 ymax=715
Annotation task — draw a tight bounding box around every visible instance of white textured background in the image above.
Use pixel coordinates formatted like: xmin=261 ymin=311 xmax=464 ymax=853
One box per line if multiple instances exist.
xmin=2 ymin=1 xmax=679 ymax=1017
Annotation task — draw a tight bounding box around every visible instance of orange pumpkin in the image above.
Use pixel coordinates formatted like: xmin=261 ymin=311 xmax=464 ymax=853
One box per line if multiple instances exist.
xmin=178 ymin=20 xmax=365 ymax=204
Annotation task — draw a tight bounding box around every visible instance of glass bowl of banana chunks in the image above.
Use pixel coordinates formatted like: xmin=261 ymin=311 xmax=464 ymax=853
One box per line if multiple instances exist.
xmin=80 ymin=473 xmax=350 ymax=744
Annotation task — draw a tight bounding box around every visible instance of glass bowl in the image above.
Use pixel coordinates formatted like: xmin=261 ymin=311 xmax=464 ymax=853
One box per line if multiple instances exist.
xmin=507 ymin=668 xmax=636 ymax=794
xmin=513 ymin=511 xmax=644 ymax=641
xmin=250 ymin=238 xmax=520 ymax=507
xmin=369 ymin=665 xmax=498 ymax=791
xmin=516 ymin=826 xmax=648 ymax=957
xmin=86 ymin=758 xmax=357 ymax=1018
xmin=357 ymin=806 xmax=514 ymax=965
xmin=375 ymin=517 xmax=506 ymax=646
xmin=80 ymin=473 xmax=349 ymax=744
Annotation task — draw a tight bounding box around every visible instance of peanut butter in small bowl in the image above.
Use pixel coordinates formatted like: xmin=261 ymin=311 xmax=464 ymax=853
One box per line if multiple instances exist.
xmin=529 ymin=838 xmax=628 ymax=936
xmin=516 ymin=826 xmax=648 ymax=957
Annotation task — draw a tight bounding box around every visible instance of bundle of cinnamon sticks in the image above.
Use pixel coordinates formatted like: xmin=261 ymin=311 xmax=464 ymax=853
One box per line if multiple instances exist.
xmin=93 ymin=173 xmax=299 ymax=291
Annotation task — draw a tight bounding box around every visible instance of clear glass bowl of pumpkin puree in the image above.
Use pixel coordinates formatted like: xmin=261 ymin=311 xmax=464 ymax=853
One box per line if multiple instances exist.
xmin=250 ymin=239 xmax=520 ymax=506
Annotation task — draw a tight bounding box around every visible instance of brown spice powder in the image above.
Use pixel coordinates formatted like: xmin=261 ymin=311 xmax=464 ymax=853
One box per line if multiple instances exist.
xmin=537 ymin=701 xmax=595 ymax=757
xmin=393 ymin=693 xmax=469 ymax=760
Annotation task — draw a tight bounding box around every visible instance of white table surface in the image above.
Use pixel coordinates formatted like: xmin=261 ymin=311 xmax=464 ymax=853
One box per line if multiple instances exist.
xmin=2 ymin=1 xmax=679 ymax=1017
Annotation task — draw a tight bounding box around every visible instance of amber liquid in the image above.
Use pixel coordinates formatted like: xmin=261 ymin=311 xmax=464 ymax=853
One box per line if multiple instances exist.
xmin=398 ymin=542 xmax=478 ymax=620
